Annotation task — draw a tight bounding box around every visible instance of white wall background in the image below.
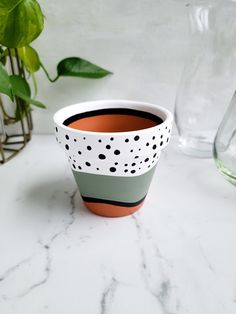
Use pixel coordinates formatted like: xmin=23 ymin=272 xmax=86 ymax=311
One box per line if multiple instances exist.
xmin=33 ymin=0 xmax=191 ymax=133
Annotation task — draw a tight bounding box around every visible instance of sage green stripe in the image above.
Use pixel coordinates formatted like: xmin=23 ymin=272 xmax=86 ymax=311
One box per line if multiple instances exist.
xmin=72 ymin=166 xmax=156 ymax=203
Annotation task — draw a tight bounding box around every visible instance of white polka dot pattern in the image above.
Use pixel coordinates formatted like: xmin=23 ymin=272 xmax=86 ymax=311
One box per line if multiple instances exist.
xmin=55 ymin=120 xmax=172 ymax=177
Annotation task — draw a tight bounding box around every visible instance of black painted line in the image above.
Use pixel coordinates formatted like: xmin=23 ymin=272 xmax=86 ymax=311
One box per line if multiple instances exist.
xmin=81 ymin=195 xmax=146 ymax=207
xmin=63 ymin=108 xmax=163 ymax=126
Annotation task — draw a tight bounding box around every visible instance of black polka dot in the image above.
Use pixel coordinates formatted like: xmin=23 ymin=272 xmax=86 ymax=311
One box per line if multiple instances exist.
xmin=131 ymin=170 xmax=136 ymax=174
xmin=168 ymin=129 xmax=171 ymax=133
xmin=165 ymin=126 xmax=168 ymax=129
xmin=146 ymin=143 xmax=149 ymax=146
xmin=134 ymin=135 xmax=140 ymax=141
xmin=153 ymin=153 xmax=157 ymax=158
xmin=125 ymin=139 xmax=129 ymax=143
xmin=153 ymin=144 xmax=157 ymax=150
xmin=72 ymin=164 xmax=76 ymax=169
xmin=74 ymin=139 xmax=77 ymax=142
xmin=78 ymin=151 xmax=82 ymax=155
xmin=110 ymin=167 xmax=116 ymax=173
xmin=83 ymin=137 xmax=86 ymax=140
xmin=139 ymin=168 xmax=141 ymax=170
xmin=78 ymin=166 xmax=82 ymax=170
xmin=115 ymin=162 xmax=118 ymax=165
xmin=99 ymin=154 xmax=106 ymax=160
xmin=166 ymin=138 xmax=169 ymax=142
xmin=114 ymin=150 xmax=120 ymax=155
xmin=65 ymin=134 xmax=69 ymax=140
xmin=106 ymin=145 xmax=111 ymax=149
xmin=65 ymin=144 xmax=69 ymax=150
xmin=148 ymin=165 xmax=151 ymax=168
xmin=160 ymin=141 xmax=163 ymax=146
xmin=125 ymin=163 xmax=128 ymax=167
xmin=130 ymin=149 xmax=133 ymax=153
xmin=124 ymin=169 xmax=128 ymax=173
xmin=73 ymin=159 xmax=76 ymax=163
xmin=152 ymin=136 xmax=155 ymax=140
xmin=69 ymin=156 xmax=71 ymax=159
xmin=98 ymin=139 xmax=102 ymax=143
xmin=55 ymin=127 xmax=58 ymax=132
xmin=160 ymin=134 xmax=163 ymax=139
xmin=152 ymin=160 xmax=155 ymax=163
xmin=135 ymin=156 xmax=139 ymax=159
xmin=56 ymin=137 xmax=58 ymax=142
xmin=110 ymin=137 xmax=114 ymax=141
xmin=96 ymin=168 xmax=99 ymax=170
xmin=85 ymin=162 xmax=91 ymax=167
xmin=140 ymin=161 xmax=143 ymax=164
xmin=87 ymin=146 xmax=92 ymax=151
xmin=138 ymin=148 xmax=141 ymax=151
xmin=145 ymin=158 xmax=149 ymax=162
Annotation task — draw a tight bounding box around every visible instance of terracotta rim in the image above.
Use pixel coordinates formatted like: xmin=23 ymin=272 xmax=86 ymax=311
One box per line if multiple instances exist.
xmin=66 ymin=109 xmax=162 ymax=133
xmin=54 ymin=99 xmax=173 ymax=137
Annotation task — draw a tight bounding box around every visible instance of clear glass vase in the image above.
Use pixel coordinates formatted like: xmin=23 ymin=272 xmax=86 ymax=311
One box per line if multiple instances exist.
xmin=213 ymin=91 xmax=236 ymax=186
xmin=175 ymin=1 xmax=236 ymax=158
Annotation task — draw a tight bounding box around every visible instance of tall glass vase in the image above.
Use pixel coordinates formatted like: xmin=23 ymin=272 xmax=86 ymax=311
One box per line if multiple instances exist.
xmin=175 ymin=1 xmax=236 ymax=158
xmin=213 ymin=91 xmax=236 ymax=186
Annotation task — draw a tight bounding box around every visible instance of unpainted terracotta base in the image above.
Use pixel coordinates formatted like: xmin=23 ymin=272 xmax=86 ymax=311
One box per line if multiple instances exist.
xmin=84 ymin=201 xmax=145 ymax=218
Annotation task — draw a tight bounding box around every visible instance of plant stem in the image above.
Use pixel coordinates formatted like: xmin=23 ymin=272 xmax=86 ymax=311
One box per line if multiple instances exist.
xmin=31 ymin=72 xmax=38 ymax=98
xmin=40 ymin=61 xmax=58 ymax=82
xmin=16 ymin=49 xmax=33 ymax=132
xmin=8 ymin=49 xmax=27 ymax=144
xmin=7 ymin=48 xmax=15 ymax=74
xmin=15 ymin=48 xmax=32 ymax=140
xmin=15 ymin=48 xmax=23 ymax=76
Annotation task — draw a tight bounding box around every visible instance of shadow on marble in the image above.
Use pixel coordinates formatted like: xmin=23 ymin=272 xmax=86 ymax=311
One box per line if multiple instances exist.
xmin=190 ymin=163 xmax=236 ymax=200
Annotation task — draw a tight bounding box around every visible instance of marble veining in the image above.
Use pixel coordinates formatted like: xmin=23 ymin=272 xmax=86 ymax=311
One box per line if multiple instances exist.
xmin=0 ymin=135 xmax=236 ymax=314
xmin=100 ymin=277 xmax=119 ymax=314
xmin=0 ymin=189 xmax=77 ymax=301
xmin=132 ymin=214 xmax=179 ymax=314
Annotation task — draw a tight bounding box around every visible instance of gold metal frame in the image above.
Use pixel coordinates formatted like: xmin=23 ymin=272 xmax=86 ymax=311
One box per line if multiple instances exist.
xmin=0 ymin=49 xmax=33 ymax=164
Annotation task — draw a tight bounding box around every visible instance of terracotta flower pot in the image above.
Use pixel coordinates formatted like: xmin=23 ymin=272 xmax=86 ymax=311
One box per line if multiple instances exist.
xmin=54 ymin=100 xmax=173 ymax=217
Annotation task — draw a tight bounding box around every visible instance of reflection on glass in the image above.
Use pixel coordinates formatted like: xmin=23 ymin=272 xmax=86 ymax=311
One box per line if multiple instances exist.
xmin=175 ymin=2 xmax=236 ymax=157
xmin=214 ymin=91 xmax=236 ymax=186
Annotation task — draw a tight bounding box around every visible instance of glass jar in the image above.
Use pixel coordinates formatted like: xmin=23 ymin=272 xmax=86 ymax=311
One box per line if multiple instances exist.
xmin=175 ymin=1 xmax=236 ymax=157
xmin=213 ymin=91 xmax=236 ymax=186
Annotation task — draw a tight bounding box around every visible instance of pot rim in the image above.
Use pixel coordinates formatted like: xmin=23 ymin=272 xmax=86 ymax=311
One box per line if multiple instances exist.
xmin=53 ymin=99 xmax=173 ymax=136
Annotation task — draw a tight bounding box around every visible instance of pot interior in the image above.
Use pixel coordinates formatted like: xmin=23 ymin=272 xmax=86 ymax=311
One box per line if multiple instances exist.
xmin=63 ymin=108 xmax=163 ymax=132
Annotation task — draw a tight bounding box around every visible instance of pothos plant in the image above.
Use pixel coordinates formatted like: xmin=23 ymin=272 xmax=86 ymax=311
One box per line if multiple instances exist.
xmin=0 ymin=0 xmax=112 ymax=127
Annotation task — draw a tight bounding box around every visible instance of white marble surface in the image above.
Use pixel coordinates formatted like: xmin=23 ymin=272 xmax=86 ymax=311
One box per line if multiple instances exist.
xmin=0 ymin=135 xmax=235 ymax=314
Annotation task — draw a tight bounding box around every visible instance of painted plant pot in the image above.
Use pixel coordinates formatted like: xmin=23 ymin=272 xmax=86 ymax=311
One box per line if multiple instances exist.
xmin=54 ymin=100 xmax=173 ymax=217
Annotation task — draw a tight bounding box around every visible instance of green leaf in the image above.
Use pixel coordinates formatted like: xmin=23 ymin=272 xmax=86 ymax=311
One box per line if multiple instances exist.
xmin=15 ymin=101 xmax=32 ymax=122
xmin=18 ymin=45 xmax=40 ymax=72
xmin=57 ymin=57 xmax=112 ymax=79
xmin=10 ymin=74 xmax=30 ymax=120
xmin=14 ymin=101 xmax=31 ymax=122
xmin=10 ymin=74 xmax=31 ymax=97
xmin=10 ymin=75 xmax=46 ymax=108
xmin=0 ymin=0 xmax=44 ymax=48
xmin=16 ymin=91 xmax=46 ymax=108
xmin=0 ymin=63 xmax=13 ymax=99
xmin=0 ymin=1 xmax=20 ymax=13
